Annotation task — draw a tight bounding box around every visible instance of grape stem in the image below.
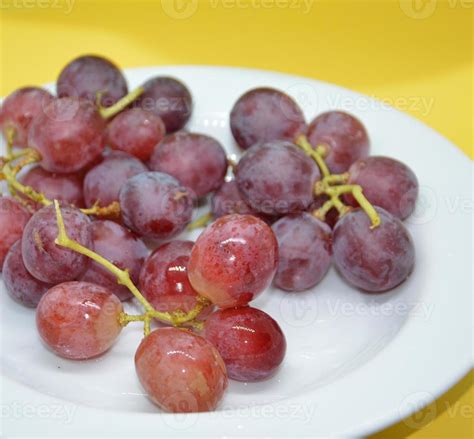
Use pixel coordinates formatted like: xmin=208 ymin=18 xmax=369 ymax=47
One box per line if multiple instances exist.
xmin=53 ymin=201 xmax=210 ymax=336
xmin=99 ymin=87 xmax=145 ymax=119
xmin=187 ymin=211 xmax=213 ymax=231
xmin=295 ymin=135 xmax=381 ymax=228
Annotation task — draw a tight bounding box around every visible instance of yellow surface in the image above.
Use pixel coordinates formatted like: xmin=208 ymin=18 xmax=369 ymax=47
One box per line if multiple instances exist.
xmin=0 ymin=0 xmax=472 ymax=436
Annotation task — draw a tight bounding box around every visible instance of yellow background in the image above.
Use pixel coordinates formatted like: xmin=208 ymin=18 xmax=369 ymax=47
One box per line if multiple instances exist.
xmin=0 ymin=0 xmax=472 ymax=436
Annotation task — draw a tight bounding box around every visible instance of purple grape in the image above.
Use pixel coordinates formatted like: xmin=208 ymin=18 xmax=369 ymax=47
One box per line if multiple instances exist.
xmin=149 ymin=132 xmax=227 ymax=197
xmin=0 ymin=86 xmax=54 ymax=147
xmin=333 ymin=207 xmax=415 ymax=292
xmin=3 ymin=241 xmax=53 ymax=307
xmin=119 ymin=172 xmax=196 ymax=240
xmin=346 ymin=156 xmax=419 ymax=220
xmin=272 ymin=213 xmax=332 ymax=292
xmin=230 ymin=87 xmax=306 ymax=150
xmin=307 ymin=111 xmax=370 ymax=174
xmin=22 ymin=204 xmax=92 ymax=284
xmin=135 ymin=77 xmax=192 ymax=133
xmin=83 ymin=151 xmax=148 ymax=208
xmin=80 ymin=220 xmax=149 ymax=301
xmin=106 ymin=108 xmax=166 ymax=161
xmin=236 ymin=140 xmax=320 ymax=216
xmin=57 ymin=55 xmax=128 ymax=107
xmin=211 ymin=180 xmax=257 ymax=218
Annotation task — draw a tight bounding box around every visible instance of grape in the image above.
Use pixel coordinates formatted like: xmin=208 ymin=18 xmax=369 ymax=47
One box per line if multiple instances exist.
xmin=333 ymin=207 xmax=415 ymax=292
xmin=0 ymin=196 xmax=31 ymax=269
xmin=83 ymin=151 xmax=148 ymax=208
xmin=119 ymin=172 xmax=196 ymax=240
xmin=80 ymin=220 xmax=149 ymax=301
xmin=272 ymin=213 xmax=332 ymax=292
xmin=3 ymin=241 xmax=52 ymax=307
xmin=139 ymin=240 xmax=212 ymax=322
xmin=36 ymin=281 xmax=123 ymax=360
xmin=346 ymin=156 xmax=419 ymax=220
xmin=149 ymin=132 xmax=227 ymax=197
xmin=236 ymin=141 xmax=321 ymax=216
xmin=19 ymin=166 xmax=84 ymax=209
xmin=135 ymin=77 xmax=192 ymax=133
xmin=22 ymin=204 xmax=92 ymax=283
xmin=188 ymin=214 xmax=278 ymax=308
xmin=56 ymin=55 xmax=128 ymax=107
xmin=307 ymin=111 xmax=370 ymax=174
xmin=135 ymin=327 xmax=227 ymax=412
xmin=204 ymin=306 xmax=286 ymax=382
xmin=29 ymin=97 xmax=106 ymax=173
xmin=310 ymin=195 xmax=340 ymax=229
xmin=230 ymin=87 xmax=306 ymax=150
xmin=0 ymin=86 xmax=54 ymax=147
xmin=211 ymin=180 xmax=258 ymax=218
xmin=106 ymin=108 xmax=166 ymax=161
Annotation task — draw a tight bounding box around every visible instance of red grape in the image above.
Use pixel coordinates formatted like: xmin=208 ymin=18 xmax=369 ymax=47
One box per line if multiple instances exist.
xmin=106 ymin=108 xmax=166 ymax=161
xmin=135 ymin=77 xmax=192 ymax=133
xmin=80 ymin=220 xmax=149 ymax=301
xmin=119 ymin=172 xmax=196 ymax=240
xmin=19 ymin=166 xmax=84 ymax=209
xmin=346 ymin=156 xmax=419 ymax=220
xmin=236 ymin=141 xmax=321 ymax=216
xmin=83 ymin=151 xmax=148 ymax=208
xmin=230 ymin=87 xmax=306 ymax=150
xmin=204 ymin=306 xmax=286 ymax=382
xmin=333 ymin=207 xmax=415 ymax=292
xmin=272 ymin=213 xmax=332 ymax=292
xmin=22 ymin=204 xmax=92 ymax=283
xmin=0 ymin=86 xmax=54 ymax=147
xmin=307 ymin=111 xmax=370 ymax=174
xmin=36 ymin=281 xmax=123 ymax=360
xmin=149 ymin=132 xmax=227 ymax=197
xmin=139 ymin=240 xmax=212 ymax=322
xmin=211 ymin=180 xmax=258 ymax=218
xmin=188 ymin=214 xmax=278 ymax=308
xmin=310 ymin=195 xmax=340 ymax=229
xmin=135 ymin=328 xmax=227 ymax=412
xmin=57 ymin=55 xmax=128 ymax=107
xmin=0 ymin=196 xmax=31 ymax=269
xmin=3 ymin=241 xmax=52 ymax=307
xmin=29 ymin=97 xmax=106 ymax=173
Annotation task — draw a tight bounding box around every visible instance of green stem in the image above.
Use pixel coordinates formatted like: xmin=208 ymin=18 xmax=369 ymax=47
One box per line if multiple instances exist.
xmin=295 ymin=135 xmax=330 ymax=178
xmin=187 ymin=212 xmax=213 ymax=231
xmin=100 ymin=87 xmax=144 ymax=119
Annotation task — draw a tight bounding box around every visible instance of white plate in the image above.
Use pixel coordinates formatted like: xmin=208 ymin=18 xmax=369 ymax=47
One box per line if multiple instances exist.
xmin=1 ymin=66 xmax=472 ymax=437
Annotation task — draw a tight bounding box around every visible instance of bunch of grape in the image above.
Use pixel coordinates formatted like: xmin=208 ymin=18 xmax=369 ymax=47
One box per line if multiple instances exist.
xmin=0 ymin=55 xmax=418 ymax=413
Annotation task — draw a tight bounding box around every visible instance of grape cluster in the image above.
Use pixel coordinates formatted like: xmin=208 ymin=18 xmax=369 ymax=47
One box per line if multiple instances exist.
xmin=0 ymin=54 xmax=419 ymax=414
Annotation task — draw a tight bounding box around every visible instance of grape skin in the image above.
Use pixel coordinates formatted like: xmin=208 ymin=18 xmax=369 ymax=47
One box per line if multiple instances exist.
xmin=188 ymin=214 xmax=278 ymax=308
xmin=230 ymin=87 xmax=307 ymax=150
xmin=135 ymin=77 xmax=192 ymax=133
xmin=204 ymin=306 xmax=286 ymax=382
xmin=0 ymin=196 xmax=31 ymax=269
xmin=0 ymin=86 xmax=54 ymax=147
xmin=56 ymin=55 xmax=128 ymax=107
xmin=139 ymin=240 xmax=212 ymax=322
xmin=3 ymin=241 xmax=52 ymax=308
xmin=106 ymin=108 xmax=166 ymax=161
xmin=29 ymin=97 xmax=106 ymax=173
xmin=333 ymin=207 xmax=415 ymax=292
xmin=135 ymin=328 xmax=227 ymax=412
xmin=119 ymin=172 xmax=196 ymax=240
xmin=80 ymin=220 xmax=149 ymax=301
xmin=211 ymin=180 xmax=258 ymax=218
xmin=272 ymin=213 xmax=332 ymax=292
xmin=149 ymin=132 xmax=227 ymax=197
xmin=36 ymin=281 xmax=123 ymax=360
xmin=83 ymin=151 xmax=148 ymax=208
xmin=346 ymin=156 xmax=419 ymax=220
xmin=20 ymin=166 xmax=85 ymax=209
xmin=307 ymin=111 xmax=370 ymax=174
xmin=236 ymin=141 xmax=321 ymax=216
xmin=22 ymin=205 xmax=92 ymax=284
